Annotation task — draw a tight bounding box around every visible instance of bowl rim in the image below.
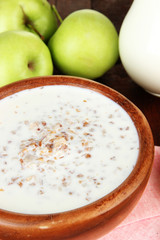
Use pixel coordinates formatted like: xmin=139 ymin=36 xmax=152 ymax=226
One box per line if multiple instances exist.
xmin=0 ymin=75 xmax=154 ymax=231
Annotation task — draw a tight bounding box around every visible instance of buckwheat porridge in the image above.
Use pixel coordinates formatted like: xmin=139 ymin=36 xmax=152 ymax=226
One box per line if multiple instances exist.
xmin=0 ymin=85 xmax=139 ymax=214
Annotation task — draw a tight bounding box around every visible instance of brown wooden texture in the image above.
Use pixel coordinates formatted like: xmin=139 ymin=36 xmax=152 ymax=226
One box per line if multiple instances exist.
xmin=49 ymin=0 xmax=91 ymax=19
xmin=48 ymin=0 xmax=160 ymax=146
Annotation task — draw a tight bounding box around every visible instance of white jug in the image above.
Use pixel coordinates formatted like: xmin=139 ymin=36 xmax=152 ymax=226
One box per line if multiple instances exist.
xmin=119 ymin=0 xmax=160 ymax=96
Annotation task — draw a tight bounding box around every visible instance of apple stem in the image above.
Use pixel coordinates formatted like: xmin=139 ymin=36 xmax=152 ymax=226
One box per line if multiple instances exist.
xmin=20 ymin=5 xmax=45 ymax=41
xmin=27 ymin=23 xmax=45 ymax=41
xmin=52 ymin=5 xmax=63 ymax=24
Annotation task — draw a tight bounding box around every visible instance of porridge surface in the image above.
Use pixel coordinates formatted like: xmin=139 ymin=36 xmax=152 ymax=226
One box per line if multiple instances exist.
xmin=0 ymin=85 xmax=139 ymax=214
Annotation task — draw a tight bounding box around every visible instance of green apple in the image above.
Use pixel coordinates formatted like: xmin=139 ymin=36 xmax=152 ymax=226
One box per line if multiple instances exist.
xmin=0 ymin=0 xmax=58 ymax=42
xmin=0 ymin=30 xmax=53 ymax=87
xmin=48 ymin=9 xmax=119 ymax=79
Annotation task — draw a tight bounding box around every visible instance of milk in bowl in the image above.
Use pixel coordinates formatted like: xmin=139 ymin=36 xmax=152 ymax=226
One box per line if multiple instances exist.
xmin=0 ymin=84 xmax=139 ymax=214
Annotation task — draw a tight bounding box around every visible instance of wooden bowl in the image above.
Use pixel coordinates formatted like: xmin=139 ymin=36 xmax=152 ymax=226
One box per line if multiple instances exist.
xmin=0 ymin=76 xmax=154 ymax=240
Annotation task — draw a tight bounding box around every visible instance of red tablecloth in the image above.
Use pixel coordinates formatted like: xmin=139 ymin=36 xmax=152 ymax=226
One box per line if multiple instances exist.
xmin=101 ymin=146 xmax=160 ymax=240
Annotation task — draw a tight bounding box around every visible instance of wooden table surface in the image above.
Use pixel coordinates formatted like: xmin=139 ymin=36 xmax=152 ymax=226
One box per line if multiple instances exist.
xmin=48 ymin=0 xmax=160 ymax=146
